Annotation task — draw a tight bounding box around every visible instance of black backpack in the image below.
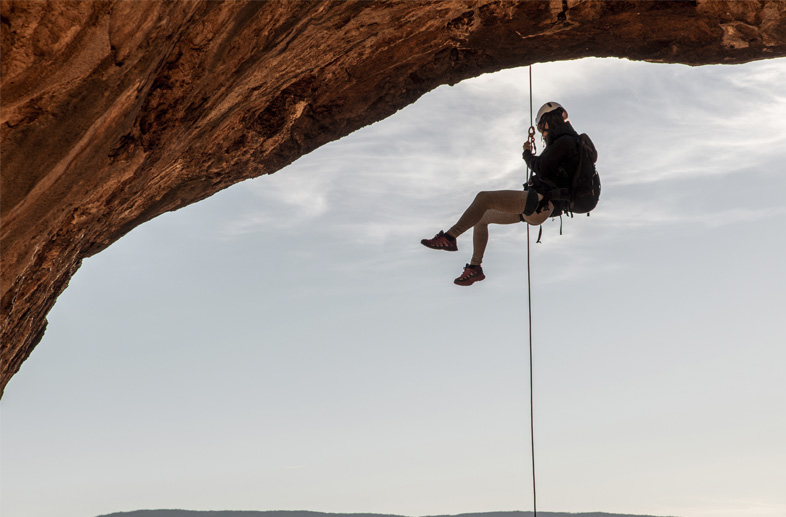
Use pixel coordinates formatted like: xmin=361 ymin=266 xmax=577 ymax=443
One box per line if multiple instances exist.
xmin=568 ymin=133 xmax=601 ymax=214
xmin=526 ymin=133 xmax=601 ymax=242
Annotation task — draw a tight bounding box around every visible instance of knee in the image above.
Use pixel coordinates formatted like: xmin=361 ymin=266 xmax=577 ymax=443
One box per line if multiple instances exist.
xmin=474 ymin=191 xmax=492 ymax=203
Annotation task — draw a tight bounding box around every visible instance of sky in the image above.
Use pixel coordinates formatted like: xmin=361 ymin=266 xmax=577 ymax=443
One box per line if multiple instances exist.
xmin=2 ymin=57 xmax=785 ymax=517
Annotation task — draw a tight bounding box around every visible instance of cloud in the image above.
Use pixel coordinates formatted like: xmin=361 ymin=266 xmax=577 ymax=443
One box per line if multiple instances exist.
xmin=593 ymin=202 xmax=786 ymax=230
xmin=589 ymin=60 xmax=786 ymax=187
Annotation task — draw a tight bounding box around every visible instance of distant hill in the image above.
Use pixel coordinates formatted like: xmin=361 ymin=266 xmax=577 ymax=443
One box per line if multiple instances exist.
xmin=97 ymin=510 xmax=676 ymax=517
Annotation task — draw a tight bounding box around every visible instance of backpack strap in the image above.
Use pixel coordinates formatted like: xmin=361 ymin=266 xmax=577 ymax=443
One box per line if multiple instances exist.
xmin=569 ymin=135 xmax=584 ymax=204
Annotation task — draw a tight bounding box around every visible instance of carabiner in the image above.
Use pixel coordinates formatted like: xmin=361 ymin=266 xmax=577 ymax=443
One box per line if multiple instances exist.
xmin=527 ymin=125 xmax=537 ymax=154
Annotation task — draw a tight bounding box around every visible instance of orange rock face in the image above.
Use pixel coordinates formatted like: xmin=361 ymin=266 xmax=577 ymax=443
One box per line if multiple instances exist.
xmin=2 ymin=0 xmax=785 ymax=397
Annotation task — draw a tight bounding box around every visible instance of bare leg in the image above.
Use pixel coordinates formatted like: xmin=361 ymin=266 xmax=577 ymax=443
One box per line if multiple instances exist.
xmin=447 ymin=190 xmax=552 ymax=238
xmin=447 ymin=190 xmax=527 ymax=238
xmin=470 ymin=209 xmax=523 ymax=265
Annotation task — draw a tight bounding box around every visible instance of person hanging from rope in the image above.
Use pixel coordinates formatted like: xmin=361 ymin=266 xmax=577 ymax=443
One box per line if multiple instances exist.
xmin=420 ymin=101 xmax=599 ymax=286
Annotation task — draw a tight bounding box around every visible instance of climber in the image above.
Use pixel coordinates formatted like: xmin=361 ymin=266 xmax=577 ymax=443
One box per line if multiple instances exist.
xmin=421 ymin=101 xmax=595 ymax=286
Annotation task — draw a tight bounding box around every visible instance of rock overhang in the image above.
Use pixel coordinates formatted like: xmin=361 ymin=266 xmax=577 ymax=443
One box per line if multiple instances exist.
xmin=2 ymin=0 xmax=786 ymax=397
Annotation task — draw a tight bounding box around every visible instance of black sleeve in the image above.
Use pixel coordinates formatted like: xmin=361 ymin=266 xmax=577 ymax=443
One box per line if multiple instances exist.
xmin=522 ymin=136 xmax=576 ymax=178
xmin=522 ymin=149 xmax=538 ymax=172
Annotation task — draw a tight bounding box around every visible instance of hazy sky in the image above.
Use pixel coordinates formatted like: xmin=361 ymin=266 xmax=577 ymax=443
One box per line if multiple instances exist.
xmin=2 ymin=57 xmax=785 ymax=517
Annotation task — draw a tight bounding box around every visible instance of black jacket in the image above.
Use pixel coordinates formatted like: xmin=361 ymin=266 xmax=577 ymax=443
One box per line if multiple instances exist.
xmin=522 ymin=122 xmax=580 ymax=193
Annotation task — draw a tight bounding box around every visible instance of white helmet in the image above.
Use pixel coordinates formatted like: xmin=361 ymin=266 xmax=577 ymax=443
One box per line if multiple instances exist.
xmin=536 ymin=101 xmax=567 ymax=125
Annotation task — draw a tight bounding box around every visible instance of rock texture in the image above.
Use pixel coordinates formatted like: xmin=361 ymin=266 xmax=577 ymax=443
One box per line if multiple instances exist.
xmin=2 ymin=0 xmax=786 ymax=397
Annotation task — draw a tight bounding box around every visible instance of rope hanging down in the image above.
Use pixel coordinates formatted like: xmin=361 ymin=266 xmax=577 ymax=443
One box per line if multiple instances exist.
xmin=525 ymin=64 xmax=538 ymax=517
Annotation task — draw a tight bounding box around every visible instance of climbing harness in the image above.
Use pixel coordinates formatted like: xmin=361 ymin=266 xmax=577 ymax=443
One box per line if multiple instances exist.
xmin=525 ymin=64 xmax=538 ymax=517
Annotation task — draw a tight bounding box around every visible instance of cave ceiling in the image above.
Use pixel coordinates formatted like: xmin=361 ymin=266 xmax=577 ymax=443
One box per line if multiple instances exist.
xmin=2 ymin=0 xmax=785 ymax=397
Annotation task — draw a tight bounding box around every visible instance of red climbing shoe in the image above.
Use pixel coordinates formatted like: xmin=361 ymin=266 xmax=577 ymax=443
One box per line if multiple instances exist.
xmin=454 ymin=264 xmax=485 ymax=286
xmin=421 ymin=231 xmax=457 ymax=252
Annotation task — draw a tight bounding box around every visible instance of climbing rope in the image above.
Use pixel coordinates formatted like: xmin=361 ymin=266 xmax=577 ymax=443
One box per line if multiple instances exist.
xmin=525 ymin=64 xmax=538 ymax=517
